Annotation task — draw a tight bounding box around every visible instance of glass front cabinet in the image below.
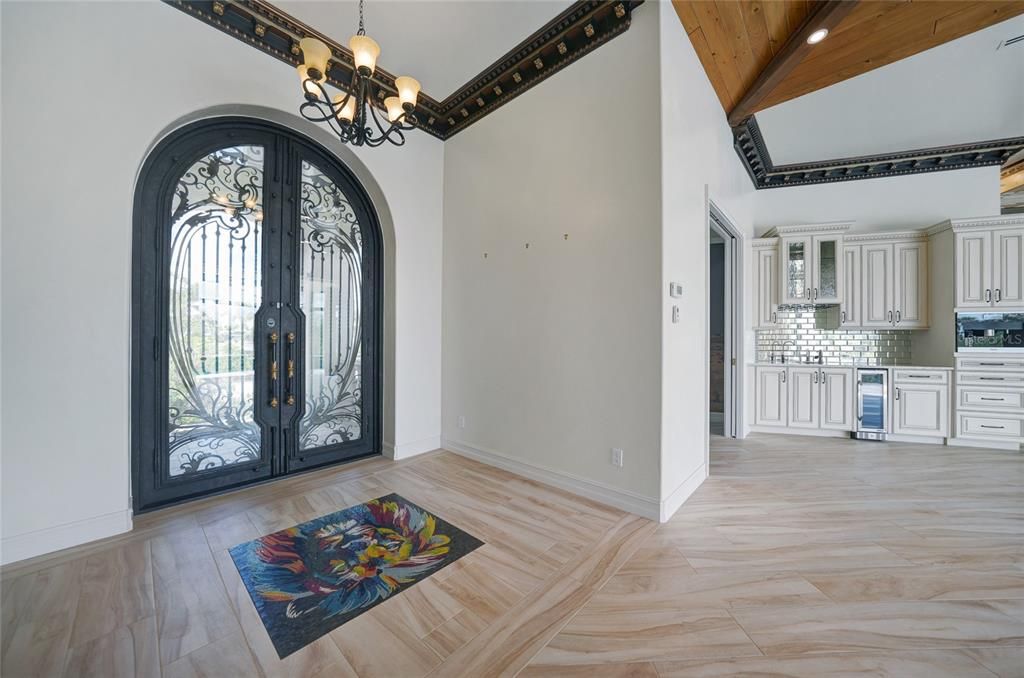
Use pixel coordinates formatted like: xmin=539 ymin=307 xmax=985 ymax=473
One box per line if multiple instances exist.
xmin=779 ymin=233 xmax=844 ymax=305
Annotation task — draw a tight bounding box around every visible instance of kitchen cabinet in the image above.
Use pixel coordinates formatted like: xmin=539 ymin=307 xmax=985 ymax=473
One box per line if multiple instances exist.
xmin=820 ymin=367 xmax=853 ymax=431
xmin=754 ymin=244 xmax=779 ymax=329
xmin=893 ymin=382 xmax=948 ymax=438
xmin=840 ymin=245 xmax=860 ymax=327
xmin=955 ymin=225 xmax=1024 ymax=309
xmin=954 ymin=353 xmax=1024 ymax=447
xmin=780 ymin=236 xmax=813 ymax=305
xmin=788 ymin=367 xmax=819 ymax=429
xmin=755 ymin=366 xmax=787 ymax=426
xmin=779 ymin=234 xmax=844 ymax=306
xmin=858 ymin=240 xmax=928 ymax=329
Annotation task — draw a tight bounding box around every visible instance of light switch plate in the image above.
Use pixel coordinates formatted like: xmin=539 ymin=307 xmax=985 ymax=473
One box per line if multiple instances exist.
xmin=669 ymin=282 xmax=683 ymax=298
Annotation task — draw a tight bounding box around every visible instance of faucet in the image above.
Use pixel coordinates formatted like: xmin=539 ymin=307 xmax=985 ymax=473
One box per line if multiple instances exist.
xmin=816 ymin=349 xmax=823 ymax=365
xmin=778 ymin=340 xmax=796 ymax=364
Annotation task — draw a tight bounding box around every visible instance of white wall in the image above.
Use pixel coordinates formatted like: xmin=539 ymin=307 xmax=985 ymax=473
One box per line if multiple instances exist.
xmin=658 ymin=0 xmax=753 ymax=517
xmin=0 ymin=1 xmax=444 ymax=563
xmin=752 ymin=166 xmax=1000 ymax=234
xmin=440 ymin=6 xmax=664 ymax=513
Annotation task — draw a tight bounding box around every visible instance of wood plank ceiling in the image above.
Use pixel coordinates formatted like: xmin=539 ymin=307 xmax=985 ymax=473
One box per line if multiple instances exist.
xmin=672 ymin=0 xmax=1024 ymax=126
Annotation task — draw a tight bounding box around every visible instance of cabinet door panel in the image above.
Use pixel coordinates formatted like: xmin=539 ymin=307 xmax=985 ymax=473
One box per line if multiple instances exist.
xmin=861 ymin=244 xmax=894 ymax=327
xmin=755 ymin=248 xmax=779 ymax=328
xmin=956 ymin=231 xmax=992 ymax=309
xmin=820 ymin=369 xmax=853 ymax=431
xmin=780 ymin=237 xmax=813 ymax=305
xmin=893 ymin=384 xmax=948 ymax=437
xmin=755 ymin=367 xmax=787 ymax=426
xmin=894 ymin=241 xmax=928 ymax=328
xmin=993 ymin=228 xmax=1024 ymax=307
xmin=841 ymin=246 xmax=861 ymax=327
xmin=787 ymin=368 xmax=819 ymax=429
xmin=812 ymin=236 xmax=842 ymax=304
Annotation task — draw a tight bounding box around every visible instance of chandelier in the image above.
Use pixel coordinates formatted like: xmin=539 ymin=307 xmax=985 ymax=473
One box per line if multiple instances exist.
xmin=296 ymin=0 xmax=420 ymax=147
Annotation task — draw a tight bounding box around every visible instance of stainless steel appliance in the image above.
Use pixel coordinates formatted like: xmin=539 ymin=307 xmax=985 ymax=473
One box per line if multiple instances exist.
xmin=956 ymin=312 xmax=1024 ymax=350
xmin=854 ymin=368 xmax=888 ymax=441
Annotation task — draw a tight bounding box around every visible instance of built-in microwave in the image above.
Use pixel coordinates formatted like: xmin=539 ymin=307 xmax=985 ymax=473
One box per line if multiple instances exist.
xmin=956 ymin=312 xmax=1024 ymax=350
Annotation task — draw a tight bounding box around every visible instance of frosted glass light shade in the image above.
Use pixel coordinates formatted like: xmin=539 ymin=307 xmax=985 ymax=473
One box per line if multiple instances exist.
xmin=299 ymin=37 xmax=331 ymax=76
xmin=394 ymin=76 xmax=421 ymax=110
xmin=384 ymin=96 xmax=404 ymax=123
xmin=297 ymin=65 xmax=324 ymax=96
xmin=349 ymin=34 xmax=380 ymax=74
xmin=333 ymin=92 xmax=357 ymax=122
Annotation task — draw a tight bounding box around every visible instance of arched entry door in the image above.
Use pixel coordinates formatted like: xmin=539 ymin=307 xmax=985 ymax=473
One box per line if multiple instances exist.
xmin=132 ymin=118 xmax=381 ymax=512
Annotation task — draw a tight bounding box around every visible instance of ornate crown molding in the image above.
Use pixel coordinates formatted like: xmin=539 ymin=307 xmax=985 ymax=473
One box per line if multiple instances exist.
xmin=733 ymin=116 xmax=1024 ymax=190
xmin=166 ymin=0 xmax=642 ymax=140
xmin=763 ymin=221 xmax=853 ymax=237
xmin=942 ymin=214 xmax=1024 ymax=233
xmin=843 ymin=230 xmax=929 ymax=243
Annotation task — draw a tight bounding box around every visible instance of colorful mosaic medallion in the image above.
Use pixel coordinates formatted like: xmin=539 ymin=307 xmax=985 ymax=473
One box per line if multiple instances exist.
xmin=230 ymin=493 xmax=483 ymax=657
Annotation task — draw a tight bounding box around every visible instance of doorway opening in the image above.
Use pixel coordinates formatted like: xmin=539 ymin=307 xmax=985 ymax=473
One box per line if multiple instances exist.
xmin=708 ymin=202 xmax=742 ymax=439
xmin=131 ymin=117 xmax=382 ymax=512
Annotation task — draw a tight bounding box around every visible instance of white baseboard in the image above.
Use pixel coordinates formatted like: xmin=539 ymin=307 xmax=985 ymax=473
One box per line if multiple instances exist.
xmin=1 ymin=509 xmax=133 ymax=566
xmin=748 ymin=426 xmax=849 ymax=438
xmin=886 ymin=433 xmax=946 ymax=445
xmin=383 ymin=435 xmax=441 ymax=461
xmin=442 ymin=438 xmax=660 ymax=520
xmin=948 ymin=436 xmax=1021 ymax=452
xmin=660 ymin=463 xmax=707 ymax=522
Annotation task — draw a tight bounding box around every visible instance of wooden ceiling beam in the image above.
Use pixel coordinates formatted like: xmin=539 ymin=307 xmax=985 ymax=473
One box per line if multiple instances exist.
xmin=727 ymin=0 xmax=859 ymax=126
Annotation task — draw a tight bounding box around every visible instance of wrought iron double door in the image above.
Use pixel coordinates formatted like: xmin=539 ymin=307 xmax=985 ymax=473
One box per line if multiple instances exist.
xmin=133 ymin=119 xmax=381 ymax=512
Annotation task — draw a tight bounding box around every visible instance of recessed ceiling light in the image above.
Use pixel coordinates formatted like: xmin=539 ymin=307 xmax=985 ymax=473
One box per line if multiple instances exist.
xmin=807 ymin=28 xmax=829 ymax=45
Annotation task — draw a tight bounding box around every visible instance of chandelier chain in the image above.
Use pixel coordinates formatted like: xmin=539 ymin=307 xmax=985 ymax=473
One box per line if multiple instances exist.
xmin=357 ymin=0 xmax=365 ymax=36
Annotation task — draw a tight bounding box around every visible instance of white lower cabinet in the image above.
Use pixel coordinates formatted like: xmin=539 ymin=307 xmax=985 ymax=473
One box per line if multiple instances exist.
xmin=821 ymin=368 xmax=854 ymax=431
xmin=893 ymin=383 xmax=949 ymax=437
xmin=954 ymin=354 xmax=1024 ymax=447
xmin=755 ymin=367 xmax=787 ymax=426
xmin=756 ymin=366 xmax=852 ymax=433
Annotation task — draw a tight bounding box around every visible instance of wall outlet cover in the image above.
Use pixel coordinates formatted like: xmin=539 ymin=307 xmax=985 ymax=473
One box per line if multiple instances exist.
xmin=611 ymin=448 xmax=624 ymax=467
xmin=457 ymin=415 xmax=466 ymax=429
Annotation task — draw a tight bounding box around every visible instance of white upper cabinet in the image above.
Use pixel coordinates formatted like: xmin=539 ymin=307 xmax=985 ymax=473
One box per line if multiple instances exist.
xmin=956 ymin=230 xmax=993 ymax=308
xmin=840 ymin=246 xmax=861 ymax=327
xmin=853 ymin=237 xmax=929 ymax=329
xmin=753 ymin=242 xmax=779 ymax=329
xmin=952 ymin=218 xmax=1024 ymax=310
xmin=812 ymin=235 xmax=843 ymax=304
xmin=780 ymin=236 xmax=814 ymax=305
xmin=894 ymin=241 xmax=928 ymax=328
xmin=992 ymin=228 xmax=1024 ymax=307
xmin=861 ymin=243 xmax=894 ymax=327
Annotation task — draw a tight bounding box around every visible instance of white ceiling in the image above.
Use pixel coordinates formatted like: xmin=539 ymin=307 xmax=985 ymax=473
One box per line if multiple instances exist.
xmin=278 ymin=0 xmax=567 ymax=98
xmin=756 ymin=15 xmax=1024 ymax=166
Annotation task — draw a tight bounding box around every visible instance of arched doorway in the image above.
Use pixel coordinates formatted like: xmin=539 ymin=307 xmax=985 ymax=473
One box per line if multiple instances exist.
xmin=132 ymin=117 xmax=382 ymax=512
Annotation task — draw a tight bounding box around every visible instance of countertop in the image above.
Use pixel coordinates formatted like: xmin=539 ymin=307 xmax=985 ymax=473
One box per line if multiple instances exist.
xmin=749 ymin=362 xmax=953 ymax=370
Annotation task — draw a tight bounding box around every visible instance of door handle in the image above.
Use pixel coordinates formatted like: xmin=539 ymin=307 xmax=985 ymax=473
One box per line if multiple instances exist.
xmin=285 ymin=332 xmax=296 ymax=407
xmin=269 ymin=331 xmax=279 ymax=408
xmin=995 ymin=288 xmax=1002 ymax=302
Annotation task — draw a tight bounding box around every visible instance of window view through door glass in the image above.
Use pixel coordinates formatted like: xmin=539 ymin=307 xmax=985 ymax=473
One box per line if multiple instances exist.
xmin=167 ymin=145 xmax=264 ymax=476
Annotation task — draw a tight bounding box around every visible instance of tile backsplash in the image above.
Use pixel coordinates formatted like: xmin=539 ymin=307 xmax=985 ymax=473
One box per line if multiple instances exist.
xmin=756 ymin=307 xmax=912 ymax=365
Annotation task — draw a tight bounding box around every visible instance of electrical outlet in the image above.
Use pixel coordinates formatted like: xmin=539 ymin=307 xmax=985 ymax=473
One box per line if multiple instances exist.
xmin=671 ymin=305 xmax=680 ymax=323
xmin=457 ymin=415 xmax=466 ymax=429
xmin=611 ymin=448 xmax=624 ymax=468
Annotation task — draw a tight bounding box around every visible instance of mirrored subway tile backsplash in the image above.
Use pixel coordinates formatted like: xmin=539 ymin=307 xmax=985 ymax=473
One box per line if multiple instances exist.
xmin=756 ymin=307 xmax=912 ymax=365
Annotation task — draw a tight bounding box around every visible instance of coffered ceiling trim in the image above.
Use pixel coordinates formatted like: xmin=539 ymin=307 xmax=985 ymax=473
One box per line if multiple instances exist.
xmin=734 ymin=116 xmax=1024 ymax=190
xmin=166 ymin=0 xmax=643 ymax=140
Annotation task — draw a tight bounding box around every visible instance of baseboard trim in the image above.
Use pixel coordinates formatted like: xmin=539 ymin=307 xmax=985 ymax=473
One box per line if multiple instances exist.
xmin=748 ymin=426 xmax=849 ymax=438
xmin=1 ymin=509 xmax=133 ymax=566
xmin=949 ymin=436 xmax=1021 ymax=451
xmin=660 ymin=463 xmax=707 ymax=522
xmin=442 ymin=439 xmax=660 ymax=520
xmin=384 ymin=435 xmax=441 ymax=461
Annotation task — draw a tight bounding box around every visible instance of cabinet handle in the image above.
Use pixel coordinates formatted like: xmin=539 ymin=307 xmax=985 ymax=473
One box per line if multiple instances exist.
xmin=806 ymin=287 xmax=810 ymax=300
xmin=772 ymin=311 xmax=777 ymax=323
xmin=888 ymin=310 xmax=893 ymax=324
xmin=841 ymin=310 xmax=847 ymax=324
xmin=986 ymin=289 xmax=992 ymax=302
xmin=980 ymin=397 xmax=1005 ymax=402
xmin=904 ymin=374 xmax=931 ymax=379
xmin=895 ymin=387 xmax=900 ymax=400
xmin=813 ymin=371 xmax=818 ymax=384
xmin=980 ymin=424 xmax=1005 ymax=430
xmin=979 ymin=377 xmax=1005 ymax=381
xmin=895 ymin=310 xmax=901 ymax=324
xmin=979 ymin=362 xmax=1004 ymax=366
xmin=814 ymin=287 xmax=819 ymax=300
xmin=782 ymin=371 xmax=786 ymax=383
xmin=996 ymin=288 xmax=1002 ymax=302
